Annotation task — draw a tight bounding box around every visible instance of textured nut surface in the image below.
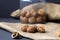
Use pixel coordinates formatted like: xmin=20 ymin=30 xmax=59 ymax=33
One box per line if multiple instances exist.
xmin=32 ymin=12 xmax=37 ymax=17
xmin=21 ymin=25 xmax=28 ymax=32
xmin=21 ymin=11 xmax=26 ymax=16
xmin=42 ymin=16 xmax=46 ymax=22
xmin=38 ymin=9 xmax=45 ymax=16
xmin=28 ymin=17 xmax=36 ymax=23
xmin=21 ymin=17 xmax=28 ymax=23
xmin=27 ymin=25 xmax=37 ymax=33
xmin=20 ymin=16 xmax=23 ymax=20
xmin=31 ymin=9 xmax=37 ymax=17
xmin=37 ymin=26 xmax=45 ymax=33
xmin=11 ymin=32 xmax=19 ymax=39
xmin=36 ymin=16 xmax=42 ymax=23
xmin=25 ymin=11 xmax=31 ymax=17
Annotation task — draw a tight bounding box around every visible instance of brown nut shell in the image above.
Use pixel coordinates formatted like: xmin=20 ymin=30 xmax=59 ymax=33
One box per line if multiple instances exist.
xmin=21 ymin=11 xmax=26 ymax=16
xmin=28 ymin=17 xmax=36 ymax=23
xmin=36 ymin=16 xmax=42 ymax=23
xmin=27 ymin=25 xmax=37 ymax=33
xmin=37 ymin=26 xmax=45 ymax=33
xmin=20 ymin=16 xmax=23 ymax=20
xmin=32 ymin=12 xmax=37 ymax=17
xmin=42 ymin=16 xmax=46 ymax=22
xmin=31 ymin=9 xmax=37 ymax=17
xmin=21 ymin=17 xmax=28 ymax=23
xmin=25 ymin=11 xmax=31 ymax=17
xmin=38 ymin=9 xmax=45 ymax=16
xmin=21 ymin=25 xmax=28 ymax=32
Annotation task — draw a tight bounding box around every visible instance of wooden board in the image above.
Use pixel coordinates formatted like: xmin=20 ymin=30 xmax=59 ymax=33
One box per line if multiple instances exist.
xmin=0 ymin=18 xmax=60 ymax=39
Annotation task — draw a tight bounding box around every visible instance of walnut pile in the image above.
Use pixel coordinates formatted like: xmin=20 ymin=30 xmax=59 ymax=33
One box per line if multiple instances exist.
xmin=21 ymin=25 xmax=37 ymax=33
xmin=20 ymin=9 xmax=46 ymax=24
xmin=21 ymin=25 xmax=46 ymax=33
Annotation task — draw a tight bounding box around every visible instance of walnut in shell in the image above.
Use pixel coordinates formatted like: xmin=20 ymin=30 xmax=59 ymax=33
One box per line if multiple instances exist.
xmin=20 ymin=16 xmax=23 ymax=20
xmin=42 ymin=16 xmax=46 ymax=22
xmin=38 ymin=9 xmax=45 ymax=16
xmin=21 ymin=11 xmax=26 ymax=16
xmin=37 ymin=26 xmax=45 ymax=33
xmin=27 ymin=25 xmax=37 ymax=33
xmin=31 ymin=9 xmax=37 ymax=17
xmin=25 ymin=11 xmax=31 ymax=17
xmin=28 ymin=17 xmax=36 ymax=23
xmin=21 ymin=17 xmax=28 ymax=23
xmin=36 ymin=16 xmax=42 ymax=23
xmin=21 ymin=25 xmax=28 ymax=32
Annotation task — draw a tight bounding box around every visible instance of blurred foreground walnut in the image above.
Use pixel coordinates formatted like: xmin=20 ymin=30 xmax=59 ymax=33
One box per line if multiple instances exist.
xmin=21 ymin=25 xmax=28 ymax=32
xmin=37 ymin=26 xmax=45 ymax=33
xmin=20 ymin=16 xmax=28 ymax=23
xmin=27 ymin=25 xmax=37 ymax=33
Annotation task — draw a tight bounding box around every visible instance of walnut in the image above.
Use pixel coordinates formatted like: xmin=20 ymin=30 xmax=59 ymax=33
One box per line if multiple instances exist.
xmin=27 ymin=25 xmax=37 ymax=33
xmin=37 ymin=26 xmax=45 ymax=33
xmin=21 ymin=17 xmax=28 ymax=23
xmin=20 ymin=16 xmax=23 ymax=20
xmin=42 ymin=16 xmax=46 ymax=23
xmin=36 ymin=16 xmax=42 ymax=23
xmin=38 ymin=9 xmax=45 ymax=16
xmin=21 ymin=25 xmax=28 ymax=32
xmin=31 ymin=9 xmax=37 ymax=17
xmin=36 ymin=16 xmax=46 ymax=23
xmin=28 ymin=17 xmax=36 ymax=23
xmin=25 ymin=11 xmax=31 ymax=17
xmin=21 ymin=11 xmax=26 ymax=16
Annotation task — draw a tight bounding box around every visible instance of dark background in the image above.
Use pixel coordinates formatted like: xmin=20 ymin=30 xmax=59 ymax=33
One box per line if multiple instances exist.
xmin=0 ymin=0 xmax=60 ymax=18
xmin=0 ymin=0 xmax=20 ymax=18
